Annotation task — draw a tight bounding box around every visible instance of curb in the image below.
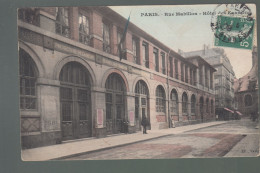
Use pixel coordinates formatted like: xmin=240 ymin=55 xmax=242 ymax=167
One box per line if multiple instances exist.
xmin=51 ymin=134 xmax=173 ymax=160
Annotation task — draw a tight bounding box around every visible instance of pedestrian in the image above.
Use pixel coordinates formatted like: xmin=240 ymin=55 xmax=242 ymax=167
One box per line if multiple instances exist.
xmin=121 ymin=118 xmax=129 ymax=134
xmin=216 ymin=114 xmax=218 ymax=121
xmin=141 ymin=115 xmax=148 ymax=134
xmin=124 ymin=118 xmax=129 ymax=134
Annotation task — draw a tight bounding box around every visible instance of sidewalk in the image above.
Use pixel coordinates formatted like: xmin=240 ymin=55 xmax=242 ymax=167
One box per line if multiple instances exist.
xmin=21 ymin=121 xmax=226 ymax=161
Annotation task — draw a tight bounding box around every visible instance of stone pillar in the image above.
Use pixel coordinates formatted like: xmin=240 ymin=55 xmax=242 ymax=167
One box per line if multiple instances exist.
xmin=111 ymin=25 xmax=118 ymax=56
xmin=38 ymin=79 xmax=61 ymax=145
xmin=207 ymin=68 xmax=210 ymax=88
xmin=178 ymin=61 xmax=182 ymax=80
xmin=125 ymin=31 xmax=133 ymax=62
xmin=183 ymin=64 xmax=186 ymax=82
xmin=91 ymin=12 xmax=103 ymax=51
xmin=196 ymin=68 xmax=199 ymax=87
xmin=69 ymin=7 xmax=79 ymax=41
xmin=202 ymin=64 xmax=205 ymax=87
xmin=92 ymin=87 xmax=106 ymax=138
xmin=126 ymin=92 xmax=136 ymax=133
xmin=187 ymin=66 xmax=190 ymax=84
xmin=178 ymin=96 xmax=182 ymax=121
xmin=139 ymin=38 xmax=144 ymax=66
xmin=172 ymin=58 xmax=176 ymax=78
xmin=148 ymin=44 xmax=154 ymax=69
xmin=149 ymin=96 xmax=157 ymax=129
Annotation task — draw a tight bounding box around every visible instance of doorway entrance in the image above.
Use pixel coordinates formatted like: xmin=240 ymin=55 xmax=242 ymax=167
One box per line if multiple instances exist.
xmin=135 ymin=80 xmax=149 ymax=131
xmin=59 ymin=62 xmax=91 ymax=140
xmin=105 ymin=73 xmax=126 ymax=134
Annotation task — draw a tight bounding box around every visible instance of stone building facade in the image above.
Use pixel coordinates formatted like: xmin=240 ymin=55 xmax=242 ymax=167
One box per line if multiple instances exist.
xmin=234 ymin=47 xmax=258 ymax=118
xmin=18 ymin=7 xmax=216 ymax=148
xmin=180 ymin=46 xmax=236 ymax=120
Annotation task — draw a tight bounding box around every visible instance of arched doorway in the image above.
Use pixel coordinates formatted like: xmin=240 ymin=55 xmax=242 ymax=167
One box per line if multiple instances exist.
xmin=191 ymin=95 xmax=196 ymax=115
xmin=170 ymin=89 xmax=179 ymax=120
xmin=59 ymin=62 xmax=92 ymax=140
xmin=199 ymin=97 xmax=204 ymax=121
xmin=105 ymin=73 xmax=126 ymax=134
xmin=135 ymin=80 xmax=149 ymax=131
xmin=182 ymin=92 xmax=188 ymax=115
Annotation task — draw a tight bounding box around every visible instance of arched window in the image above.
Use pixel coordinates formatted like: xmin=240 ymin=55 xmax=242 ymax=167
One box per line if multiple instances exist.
xmin=170 ymin=89 xmax=178 ymax=115
xmin=135 ymin=80 xmax=148 ymax=95
xmin=211 ymin=100 xmax=214 ymax=113
xmin=182 ymin=92 xmax=188 ymax=114
xmin=156 ymin=85 xmax=165 ymax=112
xmin=244 ymin=94 xmax=253 ymax=107
xmin=191 ymin=95 xmax=196 ymax=115
xmin=206 ymin=98 xmax=209 ymax=113
xmin=19 ymin=49 xmax=38 ymax=110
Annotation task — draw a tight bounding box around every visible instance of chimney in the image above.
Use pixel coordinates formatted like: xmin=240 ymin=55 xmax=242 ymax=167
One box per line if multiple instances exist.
xmin=178 ymin=49 xmax=183 ymax=55
xmin=203 ymin=44 xmax=206 ymax=55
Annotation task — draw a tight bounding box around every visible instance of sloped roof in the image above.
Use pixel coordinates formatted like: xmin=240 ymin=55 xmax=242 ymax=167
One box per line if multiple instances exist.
xmin=181 ymin=49 xmax=220 ymax=58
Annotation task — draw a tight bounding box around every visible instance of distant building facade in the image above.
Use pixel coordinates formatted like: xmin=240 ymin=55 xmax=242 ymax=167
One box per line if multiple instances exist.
xmin=180 ymin=46 xmax=236 ymax=120
xmin=18 ymin=7 xmax=216 ymax=149
xmin=234 ymin=47 xmax=258 ymax=119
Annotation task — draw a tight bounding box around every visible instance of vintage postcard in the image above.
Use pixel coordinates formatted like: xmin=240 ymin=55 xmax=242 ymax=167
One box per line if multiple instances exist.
xmin=18 ymin=4 xmax=259 ymax=161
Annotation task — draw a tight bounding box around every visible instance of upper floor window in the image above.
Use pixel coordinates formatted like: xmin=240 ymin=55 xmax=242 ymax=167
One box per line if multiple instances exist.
xmin=117 ymin=31 xmax=126 ymax=59
xmin=161 ymin=52 xmax=166 ymax=75
xmin=142 ymin=42 xmax=149 ymax=68
xmin=56 ymin=7 xmax=70 ymax=38
xmin=132 ymin=37 xmax=140 ymax=64
xmin=103 ymin=22 xmax=111 ymax=53
xmin=19 ymin=49 xmax=38 ymax=110
xmin=18 ymin=8 xmax=36 ymax=25
xmin=153 ymin=48 xmax=159 ymax=72
xmin=79 ymin=13 xmax=90 ymax=45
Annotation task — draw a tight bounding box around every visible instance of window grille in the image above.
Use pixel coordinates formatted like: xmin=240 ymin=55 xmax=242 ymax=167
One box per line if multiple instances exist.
xmin=156 ymin=86 xmax=165 ymax=112
xmin=182 ymin=93 xmax=188 ymax=114
xmin=56 ymin=7 xmax=70 ymax=38
xmin=103 ymin=23 xmax=111 ymax=53
xmin=79 ymin=13 xmax=90 ymax=45
xmin=19 ymin=49 xmax=37 ymax=110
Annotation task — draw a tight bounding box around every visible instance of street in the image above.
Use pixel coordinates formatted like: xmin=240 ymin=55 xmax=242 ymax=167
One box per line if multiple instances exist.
xmin=64 ymin=119 xmax=259 ymax=160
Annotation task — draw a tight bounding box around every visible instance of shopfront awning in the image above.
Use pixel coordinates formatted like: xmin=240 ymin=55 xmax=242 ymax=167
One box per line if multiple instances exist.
xmin=236 ymin=111 xmax=243 ymax=116
xmin=224 ymin=108 xmax=234 ymax=113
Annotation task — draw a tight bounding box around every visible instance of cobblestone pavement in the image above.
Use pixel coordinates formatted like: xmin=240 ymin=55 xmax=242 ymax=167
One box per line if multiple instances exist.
xmin=65 ymin=119 xmax=259 ymax=160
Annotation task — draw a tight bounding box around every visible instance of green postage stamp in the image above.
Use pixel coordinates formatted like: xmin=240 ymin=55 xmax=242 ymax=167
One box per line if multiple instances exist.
xmin=214 ymin=15 xmax=254 ymax=50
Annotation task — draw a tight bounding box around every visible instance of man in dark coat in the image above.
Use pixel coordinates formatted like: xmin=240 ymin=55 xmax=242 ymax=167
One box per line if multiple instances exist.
xmin=141 ymin=116 xmax=148 ymax=134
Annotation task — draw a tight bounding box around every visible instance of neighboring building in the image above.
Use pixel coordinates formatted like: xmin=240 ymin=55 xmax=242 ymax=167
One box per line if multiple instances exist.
xmin=18 ymin=7 xmax=216 ymax=149
xmin=234 ymin=46 xmax=258 ymax=119
xmin=180 ymin=46 xmax=236 ymax=120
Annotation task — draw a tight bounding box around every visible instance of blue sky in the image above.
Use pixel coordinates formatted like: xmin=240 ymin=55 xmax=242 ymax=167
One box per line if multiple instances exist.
xmin=110 ymin=4 xmax=257 ymax=78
